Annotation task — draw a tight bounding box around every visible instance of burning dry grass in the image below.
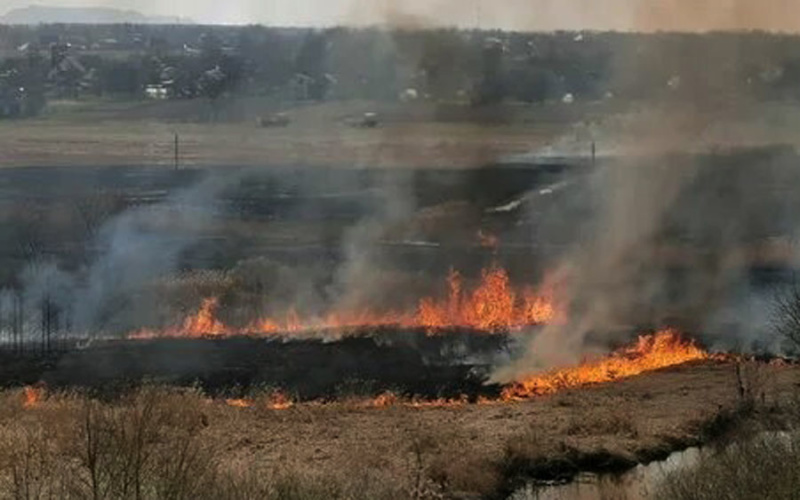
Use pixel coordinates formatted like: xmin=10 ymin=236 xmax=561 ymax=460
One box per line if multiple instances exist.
xmin=130 ymin=263 xmax=563 ymax=339
xmin=502 ymin=330 xmax=710 ymax=400
xmin=0 ymin=361 xmax=797 ymax=499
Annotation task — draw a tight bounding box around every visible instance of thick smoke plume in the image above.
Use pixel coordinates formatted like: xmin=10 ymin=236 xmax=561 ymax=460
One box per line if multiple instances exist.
xmin=4 ymin=171 xmax=245 ymax=338
xmin=493 ymin=142 xmax=800 ymax=382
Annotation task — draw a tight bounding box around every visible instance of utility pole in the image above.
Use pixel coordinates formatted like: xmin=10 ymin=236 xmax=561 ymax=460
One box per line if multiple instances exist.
xmin=591 ymin=140 xmax=596 ymax=167
xmin=0 ymin=299 xmax=4 ymax=350
xmin=174 ymin=132 xmax=180 ymax=170
xmin=41 ymin=296 xmax=54 ymax=355
xmin=13 ymin=291 xmax=23 ymax=354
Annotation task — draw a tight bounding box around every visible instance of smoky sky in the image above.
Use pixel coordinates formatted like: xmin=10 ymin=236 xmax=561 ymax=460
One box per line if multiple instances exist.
xmin=4 ymin=0 xmax=800 ymax=31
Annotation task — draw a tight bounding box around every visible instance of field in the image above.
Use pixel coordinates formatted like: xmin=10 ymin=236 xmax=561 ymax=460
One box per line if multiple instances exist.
xmin=3 ymin=98 xmax=800 ymax=499
xmin=0 ymin=99 xmax=577 ymax=169
xmin=1 ymin=360 xmax=798 ymax=500
xmin=3 ymin=99 xmax=800 ymax=169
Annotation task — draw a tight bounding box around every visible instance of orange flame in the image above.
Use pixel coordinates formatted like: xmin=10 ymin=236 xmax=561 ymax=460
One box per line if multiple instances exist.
xmin=366 ymin=392 xmax=470 ymax=409
xmin=502 ymin=329 xmax=709 ymax=400
xmin=266 ymin=391 xmax=294 ymax=410
xmin=130 ymin=264 xmax=563 ymax=339
xmin=131 ymin=298 xmax=228 ymax=339
xmin=224 ymin=398 xmax=254 ymax=408
xmin=224 ymin=392 xmax=294 ymax=410
xmin=182 ymin=298 xmax=227 ymax=336
xmin=371 ymin=391 xmax=400 ymax=408
xmin=417 ymin=266 xmax=564 ymax=332
xmin=22 ymin=386 xmax=44 ymax=409
xmin=220 ymin=331 xmax=708 ymax=409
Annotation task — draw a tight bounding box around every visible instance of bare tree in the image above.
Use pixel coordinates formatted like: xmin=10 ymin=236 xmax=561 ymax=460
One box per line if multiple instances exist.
xmin=772 ymin=278 xmax=800 ymax=353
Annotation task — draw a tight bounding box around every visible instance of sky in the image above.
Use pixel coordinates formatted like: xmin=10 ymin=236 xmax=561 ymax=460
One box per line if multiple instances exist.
xmin=4 ymin=0 xmax=800 ymax=32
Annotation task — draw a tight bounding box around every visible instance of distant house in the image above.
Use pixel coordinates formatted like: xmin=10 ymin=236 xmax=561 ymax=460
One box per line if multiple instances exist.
xmin=47 ymin=44 xmax=88 ymax=98
xmin=145 ymin=84 xmax=171 ymax=100
xmin=290 ymin=73 xmax=336 ymax=101
xmin=0 ymin=85 xmax=24 ymax=118
xmin=290 ymin=73 xmax=315 ymax=101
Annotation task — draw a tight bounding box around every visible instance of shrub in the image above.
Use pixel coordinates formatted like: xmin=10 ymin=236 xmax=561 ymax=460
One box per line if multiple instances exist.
xmin=656 ymin=433 xmax=800 ymax=500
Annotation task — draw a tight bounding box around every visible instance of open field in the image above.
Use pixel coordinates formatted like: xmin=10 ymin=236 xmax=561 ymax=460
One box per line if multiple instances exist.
xmin=4 ymin=99 xmax=800 ymax=169
xmin=3 ymin=99 xmax=800 ymax=499
xmin=0 ymin=100 xmax=576 ymax=169
xmin=1 ymin=360 xmax=798 ymax=499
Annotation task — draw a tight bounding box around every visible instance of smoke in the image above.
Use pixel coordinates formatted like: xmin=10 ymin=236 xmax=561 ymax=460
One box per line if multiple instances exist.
xmin=6 ymin=2 xmax=800 ymax=371
xmin=12 ymin=170 xmax=246 ymax=337
xmin=340 ymin=0 xmax=800 ymax=32
xmin=493 ymin=141 xmax=800 ymax=382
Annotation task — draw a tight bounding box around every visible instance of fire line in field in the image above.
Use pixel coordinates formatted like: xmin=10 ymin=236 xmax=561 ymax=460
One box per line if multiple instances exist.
xmin=213 ymin=330 xmax=711 ymax=410
xmin=501 ymin=329 xmax=710 ymax=400
xmin=130 ymin=263 xmax=565 ymax=339
xmin=22 ymin=330 xmax=713 ymax=412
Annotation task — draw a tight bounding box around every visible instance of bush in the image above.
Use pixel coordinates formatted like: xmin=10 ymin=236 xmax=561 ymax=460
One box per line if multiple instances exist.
xmin=656 ymin=433 xmax=800 ymax=500
xmin=0 ymin=386 xmax=416 ymax=500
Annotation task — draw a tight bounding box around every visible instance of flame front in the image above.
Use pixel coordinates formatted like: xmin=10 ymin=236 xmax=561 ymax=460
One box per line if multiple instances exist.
xmin=214 ymin=331 xmax=710 ymax=410
xmin=22 ymin=386 xmax=44 ymax=409
xmin=131 ymin=264 xmax=563 ymax=339
xmin=224 ymin=398 xmax=253 ymax=408
xmin=501 ymin=329 xmax=709 ymax=400
xmin=417 ymin=267 xmax=563 ymax=331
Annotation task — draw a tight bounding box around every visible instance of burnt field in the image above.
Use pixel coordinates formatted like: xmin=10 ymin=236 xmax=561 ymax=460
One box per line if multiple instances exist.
xmin=0 ymin=159 xmax=573 ymax=282
xmin=0 ymin=330 xmax=511 ymax=400
xmin=1 ymin=146 xmax=800 ymax=500
xmin=1 ymin=146 xmax=799 ymax=395
xmin=1 ymin=146 xmax=799 ymax=345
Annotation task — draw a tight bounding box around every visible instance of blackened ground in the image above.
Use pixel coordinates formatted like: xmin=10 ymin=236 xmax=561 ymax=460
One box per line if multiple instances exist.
xmin=2 ymin=329 xmax=511 ymax=400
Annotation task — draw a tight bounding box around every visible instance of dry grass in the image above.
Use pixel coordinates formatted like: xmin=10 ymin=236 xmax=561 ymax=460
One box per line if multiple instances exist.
xmin=564 ymin=407 xmax=639 ymax=439
xmin=0 ymin=116 xmax=557 ymax=169
xmin=4 ymin=99 xmax=800 ymax=169
xmin=655 ymin=432 xmax=800 ymax=500
xmin=0 ymin=361 xmax=797 ymax=499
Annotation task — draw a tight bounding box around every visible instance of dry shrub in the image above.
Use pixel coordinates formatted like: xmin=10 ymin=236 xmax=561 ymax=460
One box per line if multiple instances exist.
xmin=0 ymin=423 xmax=70 ymax=500
xmin=655 ymin=432 xmax=800 ymax=500
xmin=66 ymin=386 xmax=213 ymax=500
xmin=427 ymin=452 xmax=499 ymax=498
xmin=503 ymin=426 xmax=552 ymax=465
xmin=401 ymin=427 xmax=446 ymax=500
xmin=734 ymin=361 xmax=777 ymax=410
xmin=0 ymin=386 xmax=215 ymax=500
xmin=0 ymin=386 xmax=422 ymax=500
xmin=207 ymin=464 xmax=412 ymax=500
xmin=253 ymin=473 xmax=339 ymax=500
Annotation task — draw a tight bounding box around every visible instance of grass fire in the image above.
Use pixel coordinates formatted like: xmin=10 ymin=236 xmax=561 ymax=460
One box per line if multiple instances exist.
xmin=130 ymin=264 xmax=562 ymax=339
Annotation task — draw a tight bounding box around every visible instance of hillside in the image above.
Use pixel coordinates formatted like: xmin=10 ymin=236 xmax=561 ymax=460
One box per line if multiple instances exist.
xmin=0 ymin=5 xmax=191 ymax=24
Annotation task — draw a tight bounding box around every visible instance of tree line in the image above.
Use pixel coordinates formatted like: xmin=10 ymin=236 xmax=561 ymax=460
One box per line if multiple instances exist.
xmin=3 ymin=25 xmax=800 ymax=117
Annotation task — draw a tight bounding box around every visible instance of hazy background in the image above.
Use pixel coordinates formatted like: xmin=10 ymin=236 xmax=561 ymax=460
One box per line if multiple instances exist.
xmin=3 ymin=0 xmax=800 ymax=31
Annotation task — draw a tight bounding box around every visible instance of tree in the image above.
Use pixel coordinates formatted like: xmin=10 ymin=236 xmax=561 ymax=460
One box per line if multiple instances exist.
xmin=772 ymin=278 xmax=800 ymax=354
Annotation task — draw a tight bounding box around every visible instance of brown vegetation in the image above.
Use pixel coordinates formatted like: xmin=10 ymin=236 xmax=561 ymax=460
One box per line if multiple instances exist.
xmin=0 ymin=360 xmax=797 ymax=499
